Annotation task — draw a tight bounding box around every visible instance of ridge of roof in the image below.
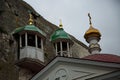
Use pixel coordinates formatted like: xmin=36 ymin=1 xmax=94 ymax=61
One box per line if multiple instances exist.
xmin=83 ymin=54 xmax=120 ymax=63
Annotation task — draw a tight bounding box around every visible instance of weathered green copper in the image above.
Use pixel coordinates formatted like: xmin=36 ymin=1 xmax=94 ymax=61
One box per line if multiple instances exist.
xmin=12 ymin=25 xmax=46 ymax=36
xmin=50 ymin=28 xmax=70 ymax=41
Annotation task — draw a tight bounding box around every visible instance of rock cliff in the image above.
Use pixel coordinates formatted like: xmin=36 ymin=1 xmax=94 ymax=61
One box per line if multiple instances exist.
xmin=0 ymin=0 xmax=89 ymax=80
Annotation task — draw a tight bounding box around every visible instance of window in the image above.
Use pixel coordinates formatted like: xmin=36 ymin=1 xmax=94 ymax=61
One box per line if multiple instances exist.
xmin=62 ymin=42 xmax=67 ymax=51
xmin=62 ymin=42 xmax=68 ymax=57
xmin=57 ymin=42 xmax=60 ymax=55
xmin=21 ymin=34 xmax=25 ymax=47
xmin=57 ymin=42 xmax=60 ymax=52
xmin=37 ymin=36 xmax=41 ymax=48
xmin=27 ymin=34 xmax=35 ymax=47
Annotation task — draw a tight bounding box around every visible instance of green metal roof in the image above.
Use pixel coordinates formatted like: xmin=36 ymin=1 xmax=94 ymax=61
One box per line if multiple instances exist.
xmin=12 ymin=25 xmax=46 ymax=36
xmin=50 ymin=28 xmax=70 ymax=41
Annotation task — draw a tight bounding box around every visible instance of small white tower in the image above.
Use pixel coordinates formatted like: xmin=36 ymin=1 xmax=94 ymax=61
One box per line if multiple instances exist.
xmin=50 ymin=20 xmax=73 ymax=57
xmin=84 ymin=13 xmax=101 ymax=54
xmin=12 ymin=13 xmax=46 ymax=72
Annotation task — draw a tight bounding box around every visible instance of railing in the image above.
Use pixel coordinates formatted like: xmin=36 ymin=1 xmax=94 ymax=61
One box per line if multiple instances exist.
xmin=20 ymin=46 xmax=44 ymax=62
xmin=57 ymin=51 xmax=69 ymax=57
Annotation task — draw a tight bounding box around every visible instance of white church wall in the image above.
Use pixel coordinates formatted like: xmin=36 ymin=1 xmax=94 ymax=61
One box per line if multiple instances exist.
xmin=33 ymin=60 xmax=117 ymax=80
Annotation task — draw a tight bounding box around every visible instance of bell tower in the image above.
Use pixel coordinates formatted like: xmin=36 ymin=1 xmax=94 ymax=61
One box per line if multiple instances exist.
xmin=84 ymin=13 xmax=101 ymax=54
xmin=12 ymin=12 xmax=46 ymax=73
xmin=50 ymin=20 xmax=73 ymax=57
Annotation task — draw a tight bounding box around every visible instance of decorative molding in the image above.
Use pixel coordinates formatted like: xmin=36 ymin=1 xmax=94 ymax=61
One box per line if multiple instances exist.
xmin=71 ymin=70 xmax=95 ymax=80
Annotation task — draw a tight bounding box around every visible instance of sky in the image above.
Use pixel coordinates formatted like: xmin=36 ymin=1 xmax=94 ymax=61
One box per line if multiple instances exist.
xmin=23 ymin=0 xmax=120 ymax=56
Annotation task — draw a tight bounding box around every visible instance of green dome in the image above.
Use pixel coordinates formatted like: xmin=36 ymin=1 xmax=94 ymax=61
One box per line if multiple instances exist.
xmin=50 ymin=28 xmax=70 ymax=42
xmin=12 ymin=25 xmax=46 ymax=36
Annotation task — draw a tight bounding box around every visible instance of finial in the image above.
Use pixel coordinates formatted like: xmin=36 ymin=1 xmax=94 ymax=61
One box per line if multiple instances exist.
xmin=59 ymin=19 xmax=63 ymax=28
xmin=28 ymin=11 xmax=34 ymax=25
xmin=88 ymin=13 xmax=92 ymax=26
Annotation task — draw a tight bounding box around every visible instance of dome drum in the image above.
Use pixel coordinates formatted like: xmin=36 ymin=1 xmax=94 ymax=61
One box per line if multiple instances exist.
xmin=85 ymin=34 xmax=101 ymax=43
xmin=89 ymin=47 xmax=101 ymax=54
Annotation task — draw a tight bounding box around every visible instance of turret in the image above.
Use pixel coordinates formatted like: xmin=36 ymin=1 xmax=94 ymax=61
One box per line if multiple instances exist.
xmin=50 ymin=20 xmax=73 ymax=57
xmin=12 ymin=12 xmax=46 ymax=72
xmin=84 ymin=13 xmax=101 ymax=54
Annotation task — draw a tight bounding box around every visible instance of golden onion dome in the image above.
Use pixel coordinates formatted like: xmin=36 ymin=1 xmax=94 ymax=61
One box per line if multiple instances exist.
xmin=84 ymin=25 xmax=101 ymax=38
xmin=84 ymin=13 xmax=101 ymax=42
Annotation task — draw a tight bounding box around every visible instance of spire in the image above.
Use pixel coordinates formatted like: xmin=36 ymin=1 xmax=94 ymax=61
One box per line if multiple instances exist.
xmin=28 ymin=12 xmax=34 ymax=25
xmin=59 ymin=19 xmax=63 ymax=28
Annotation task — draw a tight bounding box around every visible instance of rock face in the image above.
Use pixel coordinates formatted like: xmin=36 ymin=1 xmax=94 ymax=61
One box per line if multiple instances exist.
xmin=0 ymin=0 xmax=90 ymax=80
xmin=0 ymin=33 xmax=18 ymax=80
